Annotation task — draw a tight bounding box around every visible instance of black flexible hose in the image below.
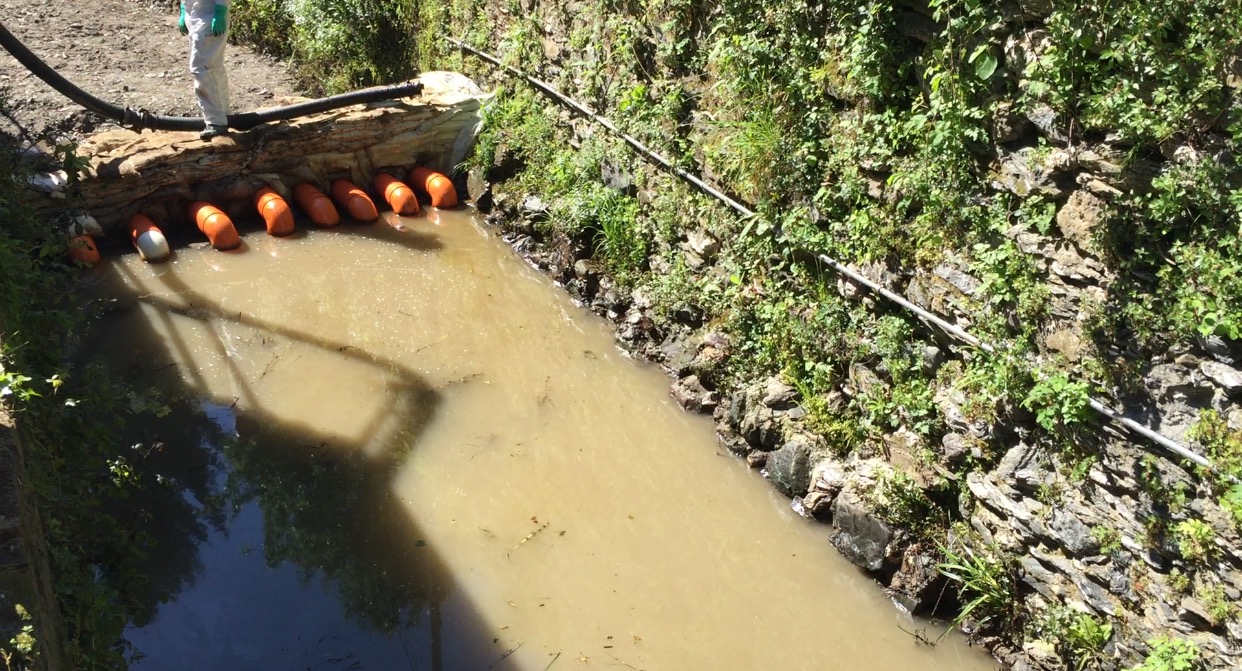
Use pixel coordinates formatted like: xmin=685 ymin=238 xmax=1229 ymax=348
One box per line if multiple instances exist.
xmin=0 ymin=22 xmax=423 ymax=132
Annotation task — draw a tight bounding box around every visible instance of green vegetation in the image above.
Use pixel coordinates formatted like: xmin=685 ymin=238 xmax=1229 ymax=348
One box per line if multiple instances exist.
xmin=1173 ymin=519 xmax=1218 ymax=564
xmin=1031 ymin=607 xmax=1113 ymax=671
xmin=1 ymin=120 xmax=184 ymax=668
xmin=936 ymin=530 xmax=1017 ymax=636
xmin=416 ymin=0 xmax=1242 ymax=657
xmin=1023 ymin=373 xmax=1092 ymax=434
xmin=1092 ymin=526 xmax=1122 ymax=556
xmin=1197 ymin=583 xmax=1238 ymax=626
xmin=1126 ymin=636 xmax=1203 ymax=671
xmin=229 ymin=0 xmax=419 ymax=93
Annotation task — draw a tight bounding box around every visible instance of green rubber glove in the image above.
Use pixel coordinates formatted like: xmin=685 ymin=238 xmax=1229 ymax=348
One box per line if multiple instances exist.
xmin=210 ymin=3 xmax=229 ymax=37
xmin=177 ymin=3 xmax=187 ymax=35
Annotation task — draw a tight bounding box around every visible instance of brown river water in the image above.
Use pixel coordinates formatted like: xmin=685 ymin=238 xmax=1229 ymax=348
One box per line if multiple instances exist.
xmin=79 ymin=209 xmax=997 ymax=670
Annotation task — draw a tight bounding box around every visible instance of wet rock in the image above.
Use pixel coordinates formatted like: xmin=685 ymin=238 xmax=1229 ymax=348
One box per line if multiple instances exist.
xmin=991 ymin=101 xmax=1034 ymax=144
xmin=685 ymin=229 xmax=720 ymax=260
xmin=922 ymin=345 xmax=945 ymax=375
xmin=739 ymin=401 xmax=781 ymax=450
xmin=992 ymin=146 xmax=1074 ymax=199
xmin=671 ymin=303 xmax=704 ymax=327
xmin=1044 ymin=328 xmax=1084 ymax=362
xmin=670 ymin=375 xmax=716 ymax=413
xmin=1023 ymin=103 xmax=1070 ymax=143
xmin=657 ymin=332 xmax=698 ymax=376
xmin=1057 ymin=190 xmax=1108 ymax=254
xmin=764 ymin=436 xmax=813 ymax=497
xmin=746 ymin=450 xmax=767 ymax=469
xmin=1199 ymin=334 xmax=1238 ymax=365
xmin=1178 ymin=597 xmax=1216 ymax=629
xmin=940 ymin=433 xmax=972 ymax=466
xmin=1022 ymin=640 xmax=1066 ymax=671
xmin=933 ymin=263 xmax=981 ymax=297
xmin=1047 ymin=245 xmax=1108 ymax=285
xmin=1043 ymin=508 xmax=1099 ymax=557
xmin=888 ymin=544 xmax=945 ymax=614
xmin=467 ymin=166 xmax=492 ymax=211
xmin=934 ymin=385 xmax=990 ymax=439
xmin=831 ymin=490 xmax=895 ymax=572
xmin=601 ymin=160 xmax=634 ymax=195
xmin=521 ymin=194 xmax=547 ymax=219
xmin=1201 ymin=361 xmax=1242 ymax=395
xmin=762 ymin=378 xmax=799 ymax=410
xmin=801 ymin=491 xmax=835 ymax=521
xmin=847 ymin=363 xmax=888 ymax=398
xmin=573 ymin=258 xmax=598 ymax=280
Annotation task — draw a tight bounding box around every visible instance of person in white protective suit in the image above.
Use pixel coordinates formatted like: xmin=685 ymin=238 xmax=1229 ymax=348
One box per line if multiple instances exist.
xmin=178 ymin=0 xmax=231 ymax=140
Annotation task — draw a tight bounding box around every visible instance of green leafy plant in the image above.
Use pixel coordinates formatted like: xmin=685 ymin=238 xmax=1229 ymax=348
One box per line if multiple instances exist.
xmin=1197 ymin=583 xmax=1237 ymax=625
xmin=1023 ymin=372 xmax=1091 ymax=433
xmin=1173 ymin=519 xmax=1217 ymax=564
xmin=1092 ymin=526 xmax=1122 ymax=555
xmin=1126 ymin=636 xmax=1202 ymax=671
xmin=1167 ymin=569 xmax=1190 ymax=593
xmin=937 ymin=534 xmax=1016 ymax=638
xmin=1220 ymin=484 xmax=1242 ymax=529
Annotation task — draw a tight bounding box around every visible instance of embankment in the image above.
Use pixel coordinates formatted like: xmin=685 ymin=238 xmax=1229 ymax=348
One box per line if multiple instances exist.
xmin=417 ymin=1 xmax=1242 ymax=669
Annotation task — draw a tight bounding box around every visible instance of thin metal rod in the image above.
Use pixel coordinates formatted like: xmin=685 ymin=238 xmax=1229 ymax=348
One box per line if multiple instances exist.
xmin=444 ymin=37 xmax=755 ymax=217
xmin=448 ymin=37 xmax=1223 ymax=476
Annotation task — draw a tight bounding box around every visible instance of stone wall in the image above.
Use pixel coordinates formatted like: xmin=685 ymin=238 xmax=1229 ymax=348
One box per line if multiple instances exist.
xmin=439 ymin=1 xmax=1242 ymax=668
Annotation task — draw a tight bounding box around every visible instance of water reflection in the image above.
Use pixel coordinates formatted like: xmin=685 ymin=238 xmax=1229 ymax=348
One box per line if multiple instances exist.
xmin=83 ymin=212 xmax=996 ymax=671
xmin=81 ymin=222 xmax=518 ymax=670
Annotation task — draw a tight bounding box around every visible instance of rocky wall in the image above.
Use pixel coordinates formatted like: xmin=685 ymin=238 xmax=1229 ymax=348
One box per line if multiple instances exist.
xmin=444 ymin=1 xmax=1242 ymax=668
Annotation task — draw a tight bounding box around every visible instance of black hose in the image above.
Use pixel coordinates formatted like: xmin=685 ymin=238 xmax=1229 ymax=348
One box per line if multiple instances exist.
xmin=0 ymin=22 xmax=423 ymax=132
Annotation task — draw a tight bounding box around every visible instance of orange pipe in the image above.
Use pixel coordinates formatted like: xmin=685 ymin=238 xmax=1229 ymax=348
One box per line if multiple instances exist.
xmin=292 ymin=183 xmax=341 ymax=227
xmin=373 ymin=173 xmax=420 ymax=215
xmin=410 ymin=166 xmax=458 ymax=208
xmin=255 ymin=187 xmax=296 ymax=236
xmin=330 ymin=180 xmax=379 ymax=222
xmin=128 ymin=214 xmax=171 ymax=262
xmin=190 ymin=202 xmax=241 ymax=250
xmin=67 ymin=234 xmax=100 ymax=266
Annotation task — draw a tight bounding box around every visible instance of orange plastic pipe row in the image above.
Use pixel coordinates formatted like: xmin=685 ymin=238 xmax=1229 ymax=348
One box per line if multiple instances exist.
xmin=67 ymin=169 xmax=458 ymax=263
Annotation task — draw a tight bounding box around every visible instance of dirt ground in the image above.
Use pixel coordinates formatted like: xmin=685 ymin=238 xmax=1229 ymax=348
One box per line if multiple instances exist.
xmin=0 ymin=0 xmax=298 ymax=144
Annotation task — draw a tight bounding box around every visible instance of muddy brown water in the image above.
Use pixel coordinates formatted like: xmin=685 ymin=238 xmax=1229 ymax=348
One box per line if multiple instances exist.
xmin=80 ymin=209 xmax=997 ymax=670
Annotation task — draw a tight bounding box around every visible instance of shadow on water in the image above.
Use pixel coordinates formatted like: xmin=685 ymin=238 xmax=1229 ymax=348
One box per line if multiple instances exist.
xmin=78 ymin=225 xmax=523 ymax=670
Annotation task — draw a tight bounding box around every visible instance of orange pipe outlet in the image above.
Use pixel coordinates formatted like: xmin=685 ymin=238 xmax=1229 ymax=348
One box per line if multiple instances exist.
xmin=255 ymin=187 xmax=296 ymax=237
xmin=331 ymin=180 xmax=379 ymax=222
xmin=67 ymin=234 xmax=100 ymax=265
xmin=190 ymin=202 xmax=241 ymax=250
xmin=292 ymin=184 xmax=341 ymax=227
xmin=410 ymin=167 xmax=457 ymax=208
xmin=373 ymin=173 xmax=420 ymax=215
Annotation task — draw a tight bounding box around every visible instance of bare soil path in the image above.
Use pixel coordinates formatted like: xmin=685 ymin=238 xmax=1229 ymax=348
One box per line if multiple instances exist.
xmin=0 ymin=0 xmax=298 ymax=143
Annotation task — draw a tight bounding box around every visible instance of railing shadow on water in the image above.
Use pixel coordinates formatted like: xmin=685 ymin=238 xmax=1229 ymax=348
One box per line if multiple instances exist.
xmin=74 ymin=221 xmax=525 ymax=671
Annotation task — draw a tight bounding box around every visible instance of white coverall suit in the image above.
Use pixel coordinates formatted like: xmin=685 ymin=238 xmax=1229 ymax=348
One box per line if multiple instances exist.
xmin=185 ymin=0 xmax=230 ymax=128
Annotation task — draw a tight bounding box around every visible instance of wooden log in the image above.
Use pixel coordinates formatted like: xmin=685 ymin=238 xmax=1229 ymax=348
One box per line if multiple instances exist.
xmin=39 ymin=71 xmax=488 ymax=235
